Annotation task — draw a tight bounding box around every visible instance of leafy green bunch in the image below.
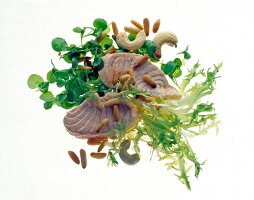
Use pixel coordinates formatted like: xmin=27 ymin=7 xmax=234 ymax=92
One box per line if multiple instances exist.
xmin=27 ymin=18 xmax=161 ymax=109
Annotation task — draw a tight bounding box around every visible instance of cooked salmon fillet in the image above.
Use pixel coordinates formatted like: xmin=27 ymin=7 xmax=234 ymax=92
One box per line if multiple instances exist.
xmin=98 ymin=53 xmax=182 ymax=99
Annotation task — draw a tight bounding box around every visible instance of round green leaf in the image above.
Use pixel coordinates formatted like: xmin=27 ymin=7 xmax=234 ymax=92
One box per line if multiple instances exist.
xmin=184 ymin=52 xmax=191 ymax=60
xmin=47 ymin=70 xmax=56 ymax=83
xmin=161 ymin=61 xmax=176 ymax=76
xmin=27 ymin=74 xmax=43 ymax=89
xmin=173 ymin=68 xmax=182 ymax=78
xmin=43 ymin=101 xmax=53 ymax=109
xmin=93 ymin=18 xmax=107 ymax=31
xmin=40 ymin=91 xmax=54 ymax=101
xmin=51 ymin=38 xmax=68 ymax=52
xmin=73 ymin=27 xmax=82 ymax=33
xmin=174 ymin=58 xmax=182 ymax=68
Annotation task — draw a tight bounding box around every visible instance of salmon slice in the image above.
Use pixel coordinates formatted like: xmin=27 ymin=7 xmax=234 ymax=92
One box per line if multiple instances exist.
xmin=98 ymin=53 xmax=182 ymax=99
xmin=63 ymin=93 xmax=139 ymax=139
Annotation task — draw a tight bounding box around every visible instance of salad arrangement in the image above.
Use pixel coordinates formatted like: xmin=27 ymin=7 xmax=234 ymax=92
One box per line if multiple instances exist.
xmin=27 ymin=18 xmax=221 ymax=190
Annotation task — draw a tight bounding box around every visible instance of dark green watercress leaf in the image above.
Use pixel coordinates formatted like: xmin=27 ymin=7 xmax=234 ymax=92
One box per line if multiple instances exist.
xmin=174 ymin=58 xmax=182 ymax=68
xmin=38 ymin=82 xmax=49 ymax=93
xmin=184 ymin=52 xmax=191 ymax=60
xmin=143 ymin=40 xmax=156 ymax=56
xmin=27 ymin=74 xmax=44 ymax=89
xmin=73 ymin=27 xmax=82 ymax=33
xmin=51 ymin=38 xmax=68 ymax=52
xmin=128 ymin=34 xmax=136 ymax=41
xmin=63 ymin=54 xmax=72 ymax=63
xmin=58 ymin=93 xmax=67 ymax=102
xmin=72 ymin=57 xmax=79 ymax=69
xmin=54 ymin=70 xmax=69 ymax=80
xmin=93 ymin=18 xmax=107 ymax=31
xmin=39 ymin=91 xmax=54 ymax=101
xmin=93 ymin=57 xmax=104 ymax=70
xmin=43 ymin=101 xmax=53 ymax=109
xmin=56 ymin=79 xmax=66 ymax=87
xmin=100 ymin=36 xmax=113 ymax=49
xmin=93 ymin=28 xmax=102 ymax=39
xmin=161 ymin=61 xmax=176 ymax=78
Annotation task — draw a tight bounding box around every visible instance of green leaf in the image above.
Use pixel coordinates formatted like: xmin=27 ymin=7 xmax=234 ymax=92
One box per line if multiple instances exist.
xmin=47 ymin=70 xmax=57 ymax=83
xmin=174 ymin=58 xmax=182 ymax=68
xmin=93 ymin=28 xmax=102 ymax=39
xmin=73 ymin=27 xmax=82 ymax=33
xmin=173 ymin=68 xmax=182 ymax=78
xmin=93 ymin=18 xmax=107 ymax=31
xmin=43 ymin=101 xmax=53 ymax=109
xmin=40 ymin=91 xmax=54 ymax=101
xmin=58 ymin=93 xmax=67 ymax=102
xmin=161 ymin=61 xmax=176 ymax=78
xmin=51 ymin=38 xmax=68 ymax=52
xmin=128 ymin=34 xmax=136 ymax=41
xmin=100 ymin=36 xmax=113 ymax=49
xmin=93 ymin=56 xmax=104 ymax=70
xmin=56 ymin=79 xmax=65 ymax=87
xmin=54 ymin=70 xmax=69 ymax=80
xmin=72 ymin=57 xmax=78 ymax=69
xmin=38 ymin=82 xmax=49 ymax=93
xmin=27 ymin=74 xmax=43 ymax=89
xmin=143 ymin=40 xmax=156 ymax=56
xmin=184 ymin=52 xmax=191 ymax=60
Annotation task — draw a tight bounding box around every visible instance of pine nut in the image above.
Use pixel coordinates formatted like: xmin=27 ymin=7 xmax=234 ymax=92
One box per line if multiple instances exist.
xmin=124 ymin=26 xmax=140 ymax=34
xmin=87 ymin=137 xmax=107 ymax=145
xmin=134 ymin=55 xmax=149 ymax=68
xmin=68 ymin=151 xmax=80 ymax=165
xmin=94 ymin=93 xmax=103 ymax=110
xmin=77 ymin=65 xmax=92 ymax=70
xmin=119 ymin=74 xmax=131 ymax=83
xmin=112 ymin=21 xmax=119 ymax=36
xmin=97 ymin=139 xmax=107 ymax=152
xmin=97 ymin=118 xmax=109 ymax=132
xmin=152 ymin=19 xmax=161 ymax=33
xmin=113 ymin=105 xmax=121 ymax=121
xmin=104 ymin=98 xmax=121 ymax=107
xmin=80 ymin=149 xmax=87 ymax=169
xmin=128 ymin=69 xmax=136 ymax=84
xmin=90 ymin=152 xmax=107 ymax=159
xmin=143 ymin=18 xmax=150 ymax=36
xmin=130 ymin=20 xmax=143 ymax=30
xmin=143 ymin=74 xmax=157 ymax=88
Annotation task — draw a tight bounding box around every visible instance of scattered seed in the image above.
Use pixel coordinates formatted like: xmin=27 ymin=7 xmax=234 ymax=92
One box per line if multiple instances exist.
xmin=90 ymin=152 xmax=107 ymax=159
xmin=97 ymin=32 xmax=107 ymax=43
xmin=94 ymin=93 xmax=103 ymax=110
xmin=80 ymin=149 xmax=87 ymax=169
xmin=97 ymin=139 xmax=107 ymax=152
xmin=107 ymin=46 xmax=117 ymax=54
xmin=119 ymin=74 xmax=131 ymax=83
xmin=78 ymin=56 xmax=91 ymax=63
xmin=128 ymin=69 xmax=136 ymax=84
xmin=143 ymin=74 xmax=157 ymax=88
xmin=68 ymin=151 xmax=80 ymax=165
xmin=130 ymin=19 xmax=143 ymax=30
xmin=77 ymin=65 xmax=92 ymax=70
xmin=112 ymin=72 xmax=121 ymax=85
xmin=112 ymin=21 xmax=119 ymax=36
xmin=124 ymin=26 xmax=140 ymax=34
xmin=152 ymin=19 xmax=161 ymax=33
xmin=87 ymin=137 xmax=107 ymax=145
xmin=113 ymin=105 xmax=121 ymax=122
xmin=97 ymin=118 xmax=109 ymax=132
xmin=134 ymin=55 xmax=149 ymax=68
xmin=104 ymin=98 xmax=121 ymax=107
xmin=143 ymin=18 xmax=150 ymax=36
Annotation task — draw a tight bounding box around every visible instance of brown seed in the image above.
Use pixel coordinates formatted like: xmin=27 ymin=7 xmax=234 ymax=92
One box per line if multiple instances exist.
xmin=128 ymin=69 xmax=136 ymax=84
xmin=133 ymin=55 xmax=149 ymax=68
xmin=119 ymin=74 xmax=131 ymax=83
xmin=152 ymin=19 xmax=160 ymax=33
xmin=112 ymin=72 xmax=121 ymax=85
xmin=77 ymin=65 xmax=92 ymax=70
xmin=111 ymin=21 xmax=119 ymax=36
xmin=90 ymin=152 xmax=107 ymax=159
xmin=94 ymin=93 xmax=103 ymax=110
xmin=124 ymin=26 xmax=140 ymax=34
xmin=78 ymin=56 xmax=92 ymax=63
xmin=143 ymin=18 xmax=150 ymax=36
xmin=137 ymin=95 xmax=154 ymax=102
xmin=87 ymin=137 xmax=107 ymax=145
xmin=104 ymin=98 xmax=121 ymax=107
xmin=97 ymin=139 xmax=107 ymax=152
xmin=97 ymin=118 xmax=109 ymax=132
xmin=68 ymin=151 xmax=80 ymax=165
xmin=113 ymin=105 xmax=121 ymax=122
xmin=130 ymin=19 xmax=143 ymax=30
xmin=80 ymin=149 xmax=87 ymax=169
xmin=107 ymin=46 xmax=117 ymax=54
xmin=143 ymin=74 xmax=157 ymax=88
xmin=97 ymin=32 xmax=107 ymax=43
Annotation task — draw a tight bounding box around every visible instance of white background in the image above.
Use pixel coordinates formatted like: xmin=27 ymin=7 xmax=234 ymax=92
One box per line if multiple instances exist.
xmin=1 ymin=0 xmax=254 ymax=199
